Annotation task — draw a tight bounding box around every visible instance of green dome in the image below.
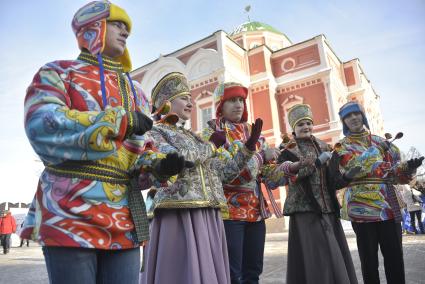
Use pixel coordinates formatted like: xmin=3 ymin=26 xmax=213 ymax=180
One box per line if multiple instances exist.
xmin=230 ymin=21 xmax=283 ymax=36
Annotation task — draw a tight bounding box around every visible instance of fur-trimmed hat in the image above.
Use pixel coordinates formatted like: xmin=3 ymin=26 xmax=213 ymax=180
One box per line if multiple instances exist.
xmin=338 ymin=101 xmax=370 ymax=136
xmin=214 ymin=82 xmax=248 ymax=122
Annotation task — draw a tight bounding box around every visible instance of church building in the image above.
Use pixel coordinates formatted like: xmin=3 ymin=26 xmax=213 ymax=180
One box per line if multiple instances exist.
xmin=131 ymin=21 xmax=384 ymax=230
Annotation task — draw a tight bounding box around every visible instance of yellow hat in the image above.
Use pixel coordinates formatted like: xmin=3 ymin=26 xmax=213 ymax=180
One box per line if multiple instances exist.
xmin=72 ymin=1 xmax=132 ymax=71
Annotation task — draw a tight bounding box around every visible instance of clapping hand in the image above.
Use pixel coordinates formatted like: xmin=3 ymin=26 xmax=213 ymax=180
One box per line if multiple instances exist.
xmin=245 ymin=118 xmax=263 ymax=151
xmin=407 ymin=156 xmax=424 ymax=172
xmin=299 ymin=153 xmax=316 ymax=168
xmin=209 ymin=130 xmax=226 ymax=148
xmin=154 ymin=153 xmax=195 ymax=177
xmin=127 ymin=111 xmax=153 ymax=136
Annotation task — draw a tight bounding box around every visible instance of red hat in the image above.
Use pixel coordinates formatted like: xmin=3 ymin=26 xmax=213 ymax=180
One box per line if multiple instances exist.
xmin=214 ymin=82 xmax=248 ymax=122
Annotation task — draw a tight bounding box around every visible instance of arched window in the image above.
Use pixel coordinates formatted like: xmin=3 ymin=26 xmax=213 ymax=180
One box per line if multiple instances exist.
xmin=200 ymin=107 xmax=213 ymax=130
xmin=194 ymin=90 xmax=215 ymax=132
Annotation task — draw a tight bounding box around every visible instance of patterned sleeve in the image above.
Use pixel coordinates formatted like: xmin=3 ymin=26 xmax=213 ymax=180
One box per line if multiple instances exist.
xmin=200 ymin=125 xmax=215 ymax=142
xmin=259 ymin=141 xmax=288 ymax=189
xmin=131 ymin=80 xmax=151 ymax=115
xmin=336 ymin=137 xmax=411 ymax=183
xmin=387 ymin=144 xmax=412 ymax=184
xmin=261 ymin=163 xmax=289 ymax=189
xmin=24 ymin=64 xmax=130 ymax=165
xmin=275 ymin=147 xmax=315 ymax=182
xmin=211 ymin=145 xmax=255 ymax=184
xmin=202 ymin=125 xmax=265 ymax=185
xmin=136 ymin=129 xmax=178 ymax=188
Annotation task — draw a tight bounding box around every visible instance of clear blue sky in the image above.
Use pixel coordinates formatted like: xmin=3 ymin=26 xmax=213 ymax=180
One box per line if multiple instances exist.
xmin=1 ymin=0 xmax=424 ymax=202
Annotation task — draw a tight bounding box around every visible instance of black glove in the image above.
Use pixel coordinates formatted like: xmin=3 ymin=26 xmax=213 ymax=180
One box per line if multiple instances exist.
xmin=154 ymin=153 xmax=195 ymax=177
xmin=127 ymin=111 xmax=153 ymax=136
xmin=209 ymin=130 xmax=226 ymax=148
xmin=343 ymin=166 xmax=362 ymax=180
xmin=277 ymin=149 xmax=298 ymax=164
xmin=147 ymin=189 xmax=157 ymax=199
xmin=245 ymin=118 xmax=263 ymax=151
xmin=407 ymin=156 xmax=424 ymax=172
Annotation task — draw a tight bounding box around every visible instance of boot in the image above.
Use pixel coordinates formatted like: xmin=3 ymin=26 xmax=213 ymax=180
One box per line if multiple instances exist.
xmin=418 ymin=221 xmax=424 ymax=234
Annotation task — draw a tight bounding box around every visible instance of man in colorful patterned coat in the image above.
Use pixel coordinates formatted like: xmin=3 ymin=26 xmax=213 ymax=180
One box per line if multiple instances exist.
xmin=20 ymin=1 xmax=182 ymax=283
xmin=336 ymin=101 xmax=424 ymax=284
xmin=202 ymin=82 xmax=287 ymax=284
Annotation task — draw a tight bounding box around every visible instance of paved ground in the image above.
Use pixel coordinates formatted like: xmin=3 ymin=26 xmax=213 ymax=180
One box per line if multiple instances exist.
xmin=1 ymin=232 xmax=424 ymax=283
xmin=262 ymin=231 xmax=425 ymax=284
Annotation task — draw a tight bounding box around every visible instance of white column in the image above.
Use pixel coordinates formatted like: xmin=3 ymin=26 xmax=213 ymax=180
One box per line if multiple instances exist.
xmin=323 ymin=77 xmax=336 ymax=122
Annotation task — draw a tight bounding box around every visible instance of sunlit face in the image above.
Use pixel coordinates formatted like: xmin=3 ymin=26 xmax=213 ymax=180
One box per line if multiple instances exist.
xmin=294 ymin=119 xmax=314 ymax=138
xmin=102 ymin=21 xmax=129 ymax=58
xmin=221 ymin=97 xmax=245 ymax=122
xmin=170 ymin=95 xmax=193 ymax=121
xmin=343 ymin=111 xmax=364 ymax=133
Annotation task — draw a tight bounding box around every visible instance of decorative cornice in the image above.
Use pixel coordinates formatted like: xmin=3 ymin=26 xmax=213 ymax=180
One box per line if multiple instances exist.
xmin=250 ymin=83 xmax=269 ymax=93
xmin=190 ymin=76 xmax=218 ymax=90
xmin=276 ymin=78 xmax=323 ymax=95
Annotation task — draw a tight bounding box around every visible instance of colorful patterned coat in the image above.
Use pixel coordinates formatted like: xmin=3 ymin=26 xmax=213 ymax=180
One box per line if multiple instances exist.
xmin=336 ymin=130 xmax=412 ymax=222
xmin=202 ymin=119 xmax=287 ymax=222
xmin=141 ymin=122 xmax=254 ymax=216
xmin=21 ymin=52 xmax=151 ymax=249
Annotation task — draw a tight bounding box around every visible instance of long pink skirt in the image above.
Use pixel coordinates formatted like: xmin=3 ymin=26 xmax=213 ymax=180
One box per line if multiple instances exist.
xmin=140 ymin=208 xmax=230 ymax=284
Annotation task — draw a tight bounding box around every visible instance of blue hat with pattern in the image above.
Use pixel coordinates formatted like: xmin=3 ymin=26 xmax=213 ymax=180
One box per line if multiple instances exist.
xmin=338 ymin=101 xmax=370 ymax=136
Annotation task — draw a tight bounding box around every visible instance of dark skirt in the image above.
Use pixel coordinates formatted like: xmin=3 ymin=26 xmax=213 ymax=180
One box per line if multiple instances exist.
xmin=286 ymin=212 xmax=358 ymax=284
xmin=140 ymin=208 xmax=230 ymax=284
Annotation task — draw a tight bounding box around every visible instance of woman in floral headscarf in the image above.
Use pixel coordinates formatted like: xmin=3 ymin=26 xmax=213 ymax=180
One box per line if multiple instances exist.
xmin=140 ymin=73 xmax=263 ymax=284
